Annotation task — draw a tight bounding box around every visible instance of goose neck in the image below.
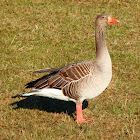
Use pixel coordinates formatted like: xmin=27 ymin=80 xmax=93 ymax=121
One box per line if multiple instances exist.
xmin=95 ymin=25 xmax=109 ymax=60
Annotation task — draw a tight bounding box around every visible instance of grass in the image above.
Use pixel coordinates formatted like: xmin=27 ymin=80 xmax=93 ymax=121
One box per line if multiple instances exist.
xmin=0 ymin=0 xmax=139 ymax=139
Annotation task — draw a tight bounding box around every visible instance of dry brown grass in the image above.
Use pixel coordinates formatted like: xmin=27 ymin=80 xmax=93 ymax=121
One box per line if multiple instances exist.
xmin=0 ymin=0 xmax=139 ymax=139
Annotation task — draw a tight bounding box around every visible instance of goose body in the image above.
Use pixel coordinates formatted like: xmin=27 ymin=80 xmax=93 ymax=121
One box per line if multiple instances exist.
xmin=23 ymin=60 xmax=112 ymax=103
xmin=22 ymin=14 xmax=119 ymax=123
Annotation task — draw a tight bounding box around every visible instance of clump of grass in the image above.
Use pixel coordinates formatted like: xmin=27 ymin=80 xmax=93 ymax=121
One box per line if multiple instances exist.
xmin=0 ymin=0 xmax=139 ymax=139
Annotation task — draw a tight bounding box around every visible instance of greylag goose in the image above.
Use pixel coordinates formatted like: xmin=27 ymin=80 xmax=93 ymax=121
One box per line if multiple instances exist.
xmin=22 ymin=14 xmax=119 ymax=123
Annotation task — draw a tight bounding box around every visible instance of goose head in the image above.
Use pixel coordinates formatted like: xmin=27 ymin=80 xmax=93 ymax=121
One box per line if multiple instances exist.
xmin=95 ymin=14 xmax=119 ymax=27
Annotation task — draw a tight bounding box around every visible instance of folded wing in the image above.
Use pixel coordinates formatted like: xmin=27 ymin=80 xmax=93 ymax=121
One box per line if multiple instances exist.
xmin=26 ymin=62 xmax=93 ymax=90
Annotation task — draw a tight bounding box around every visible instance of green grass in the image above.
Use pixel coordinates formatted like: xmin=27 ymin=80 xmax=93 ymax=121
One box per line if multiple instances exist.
xmin=0 ymin=0 xmax=139 ymax=139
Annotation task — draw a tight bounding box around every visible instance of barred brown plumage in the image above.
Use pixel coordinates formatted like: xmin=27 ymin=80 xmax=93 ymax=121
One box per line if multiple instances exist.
xmin=32 ymin=62 xmax=92 ymax=93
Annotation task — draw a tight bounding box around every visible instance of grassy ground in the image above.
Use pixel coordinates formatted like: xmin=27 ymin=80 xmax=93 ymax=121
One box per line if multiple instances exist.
xmin=0 ymin=0 xmax=139 ymax=139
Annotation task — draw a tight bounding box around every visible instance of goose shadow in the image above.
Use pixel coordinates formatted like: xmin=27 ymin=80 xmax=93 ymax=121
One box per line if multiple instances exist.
xmin=10 ymin=96 xmax=88 ymax=120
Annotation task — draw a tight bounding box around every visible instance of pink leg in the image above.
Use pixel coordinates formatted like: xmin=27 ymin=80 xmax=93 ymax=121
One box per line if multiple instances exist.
xmin=75 ymin=104 xmax=94 ymax=123
xmin=75 ymin=104 xmax=86 ymax=123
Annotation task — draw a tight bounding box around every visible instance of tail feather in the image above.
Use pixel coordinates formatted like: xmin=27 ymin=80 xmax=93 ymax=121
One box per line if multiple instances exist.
xmin=22 ymin=89 xmax=39 ymax=96
xmin=21 ymin=88 xmax=76 ymax=102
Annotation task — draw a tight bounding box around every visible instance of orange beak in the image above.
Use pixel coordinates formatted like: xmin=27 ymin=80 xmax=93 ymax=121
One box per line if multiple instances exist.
xmin=108 ymin=16 xmax=119 ymax=24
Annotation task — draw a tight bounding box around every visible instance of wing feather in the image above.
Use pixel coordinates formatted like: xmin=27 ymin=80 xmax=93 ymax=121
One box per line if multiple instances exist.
xmin=29 ymin=62 xmax=93 ymax=91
